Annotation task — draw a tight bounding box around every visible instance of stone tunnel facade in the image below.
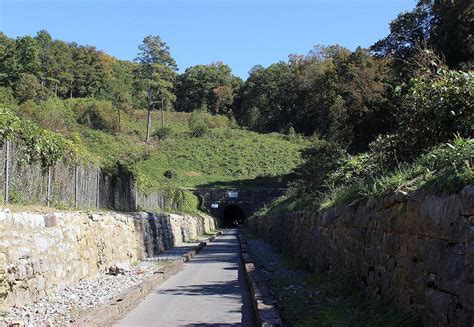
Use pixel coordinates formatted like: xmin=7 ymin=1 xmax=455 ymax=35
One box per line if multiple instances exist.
xmin=191 ymin=188 xmax=287 ymax=226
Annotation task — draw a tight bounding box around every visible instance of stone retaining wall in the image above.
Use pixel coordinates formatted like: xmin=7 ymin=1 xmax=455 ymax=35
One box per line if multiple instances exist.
xmin=0 ymin=209 xmax=217 ymax=310
xmin=249 ymin=186 xmax=474 ymax=327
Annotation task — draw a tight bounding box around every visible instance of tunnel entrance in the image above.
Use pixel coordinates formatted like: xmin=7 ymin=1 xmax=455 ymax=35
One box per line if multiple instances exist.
xmin=223 ymin=204 xmax=246 ymax=227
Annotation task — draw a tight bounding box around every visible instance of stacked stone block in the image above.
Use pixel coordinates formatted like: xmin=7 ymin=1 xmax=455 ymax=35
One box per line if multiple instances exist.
xmin=249 ymin=185 xmax=474 ymax=326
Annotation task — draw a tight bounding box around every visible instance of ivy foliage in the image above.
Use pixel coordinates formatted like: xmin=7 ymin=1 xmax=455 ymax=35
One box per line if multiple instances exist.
xmin=0 ymin=106 xmax=21 ymax=139
xmin=0 ymin=106 xmax=79 ymax=168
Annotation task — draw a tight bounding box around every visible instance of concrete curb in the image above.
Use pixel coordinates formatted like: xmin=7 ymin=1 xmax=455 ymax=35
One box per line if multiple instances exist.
xmin=238 ymin=230 xmax=283 ymax=327
xmin=72 ymin=231 xmax=222 ymax=327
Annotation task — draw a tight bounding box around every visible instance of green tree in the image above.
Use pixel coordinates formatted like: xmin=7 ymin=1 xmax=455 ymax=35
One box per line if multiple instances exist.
xmin=35 ymin=30 xmax=55 ymax=88
xmin=0 ymin=33 xmax=18 ymax=86
xmin=14 ymin=73 xmax=49 ymax=103
xmin=175 ymin=62 xmax=241 ymax=115
xmin=236 ymin=63 xmax=297 ymax=132
xmin=51 ymin=40 xmax=74 ymax=98
xmin=334 ymin=47 xmax=391 ymax=151
xmin=72 ymin=45 xmax=108 ymax=97
xmin=135 ymin=35 xmax=177 ymax=143
xmin=370 ymin=4 xmax=431 ymax=78
xmin=425 ymin=0 xmax=474 ymax=69
xmin=15 ymin=35 xmax=41 ymax=76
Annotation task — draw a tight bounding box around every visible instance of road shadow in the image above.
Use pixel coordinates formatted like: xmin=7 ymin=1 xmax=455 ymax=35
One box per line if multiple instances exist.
xmin=155 ymin=230 xmax=256 ymax=326
xmin=194 ymin=173 xmax=294 ymax=189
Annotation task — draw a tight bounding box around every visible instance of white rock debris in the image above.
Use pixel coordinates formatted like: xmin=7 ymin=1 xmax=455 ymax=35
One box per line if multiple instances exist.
xmin=3 ymin=242 xmax=202 ymax=327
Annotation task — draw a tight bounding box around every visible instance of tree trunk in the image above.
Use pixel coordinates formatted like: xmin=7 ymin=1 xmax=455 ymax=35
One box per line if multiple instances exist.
xmin=117 ymin=107 xmax=121 ymax=132
xmin=161 ymin=99 xmax=165 ymax=127
xmin=146 ymin=88 xmax=153 ymax=144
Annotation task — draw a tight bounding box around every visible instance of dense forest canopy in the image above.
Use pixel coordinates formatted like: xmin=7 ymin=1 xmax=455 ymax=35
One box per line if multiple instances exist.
xmin=0 ymin=0 xmax=472 ymax=206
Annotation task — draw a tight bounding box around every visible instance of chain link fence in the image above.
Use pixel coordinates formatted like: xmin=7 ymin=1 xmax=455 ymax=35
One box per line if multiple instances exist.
xmin=0 ymin=140 xmax=173 ymax=212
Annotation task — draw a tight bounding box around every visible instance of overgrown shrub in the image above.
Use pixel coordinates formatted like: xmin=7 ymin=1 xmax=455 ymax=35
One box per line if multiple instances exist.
xmin=391 ymin=69 xmax=474 ymax=162
xmin=15 ymin=120 xmax=77 ymax=168
xmin=286 ymin=131 xmax=473 ymax=213
xmin=164 ymin=169 xmax=177 ymax=179
xmin=14 ymin=73 xmax=51 ymax=103
xmin=16 ymin=100 xmax=38 ymax=119
xmin=71 ymin=99 xmax=120 ymax=132
xmin=0 ymin=86 xmax=17 ymax=107
xmin=292 ymin=139 xmax=347 ymax=196
xmin=205 ymin=113 xmax=229 ymax=128
xmin=188 ymin=111 xmax=208 ymax=137
xmin=0 ymin=107 xmax=80 ymax=168
xmin=36 ymin=98 xmax=76 ymax=132
xmin=153 ymin=126 xmax=173 ymax=140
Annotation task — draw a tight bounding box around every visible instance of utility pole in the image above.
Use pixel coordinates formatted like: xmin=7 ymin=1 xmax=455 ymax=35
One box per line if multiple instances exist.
xmin=4 ymin=140 xmax=10 ymax=205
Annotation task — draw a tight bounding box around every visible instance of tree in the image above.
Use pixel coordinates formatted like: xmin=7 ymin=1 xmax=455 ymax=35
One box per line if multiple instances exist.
xmin=14 ymin=73 xmax=49 ymax=103
xmin=51 ymin=40 xmax=74 ymax=98
xmin=15 ymin=36 xmax=41 ymax=76
xmin=135 ymin=35 xmax=177 ymax=143
xmin=370 ymin=4 xmax=431 ymax=78
xmin=425 ymin=0 xmax=474 ymax=69
xmin=107 ymin=60 xmax=137 ymax=130
xmin=72 ymin=45 xmax=109 ymax=98
xmin=35 ymin=30 xmax=55 ymax=88
xmin=236 ymin=62 xmax=297 ymax=132
xmin=371 ymin=0 xmax=474 ymax=72
xmin=0 ymin=33 xmax=18 ymax=86
xmin=334 ymin=48 xmax=391 ymax=151
xmin=175 ymin=62 xmax=240 ymax=115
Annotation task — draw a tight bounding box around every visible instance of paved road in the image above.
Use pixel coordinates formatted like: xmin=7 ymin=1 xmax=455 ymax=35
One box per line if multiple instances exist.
xmin=116 ymin=229 xmax=256 ymax=327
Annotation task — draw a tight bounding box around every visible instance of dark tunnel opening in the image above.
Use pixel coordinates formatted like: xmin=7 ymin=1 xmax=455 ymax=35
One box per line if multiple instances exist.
xmin=222 ymin=204 xmax=246 ymax=228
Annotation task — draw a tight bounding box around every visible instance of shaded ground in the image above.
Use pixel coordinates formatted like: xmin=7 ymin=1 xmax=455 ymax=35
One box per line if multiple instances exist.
xmin=116 ymin=229 xmax=255 ymax=326
xmin=244 ymin=229 xmax=421 ymax=327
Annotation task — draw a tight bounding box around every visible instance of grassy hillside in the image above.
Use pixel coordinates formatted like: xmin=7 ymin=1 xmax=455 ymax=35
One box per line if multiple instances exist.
xmin=6 ymin=100 xmax=309 ymax=192
xmin=84 ymin=111 xmax=309 ymax=190
xmin=137 ymin=127 xmax=308 ymax=190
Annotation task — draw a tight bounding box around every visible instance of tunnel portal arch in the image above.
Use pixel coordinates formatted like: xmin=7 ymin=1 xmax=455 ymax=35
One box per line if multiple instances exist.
xmin=222 ymin=204 xmax=246 ymax=227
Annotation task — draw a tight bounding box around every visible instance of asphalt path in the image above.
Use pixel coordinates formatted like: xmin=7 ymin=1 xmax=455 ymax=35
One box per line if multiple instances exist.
xmin=116 ymin=229 xmax=255 ymax=327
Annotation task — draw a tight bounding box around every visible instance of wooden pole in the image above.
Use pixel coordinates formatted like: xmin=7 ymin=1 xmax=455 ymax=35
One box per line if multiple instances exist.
xmin=47 ymin=166 xmax=52 ymax=207
xmin=74 ymin=166 xmax=78 ymax=208
xmin=4 ymin=140 xmax=10 ymax=205
xmin=96 ymin=168 xmax=100 ymax=209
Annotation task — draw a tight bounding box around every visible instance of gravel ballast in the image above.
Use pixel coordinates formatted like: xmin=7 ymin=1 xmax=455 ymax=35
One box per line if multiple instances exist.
xmin=3 ymin=241 xmax=205 ymax=326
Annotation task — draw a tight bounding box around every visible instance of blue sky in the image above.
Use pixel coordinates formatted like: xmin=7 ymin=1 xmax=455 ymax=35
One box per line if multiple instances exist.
xmin=0 ymin=0 xmax=416 ymax=78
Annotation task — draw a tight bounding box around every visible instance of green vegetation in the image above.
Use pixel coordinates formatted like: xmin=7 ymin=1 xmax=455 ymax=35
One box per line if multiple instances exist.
xmin=256 ymin=63 xmax=473 ymax=216
xmin=1 ymin=99 xmax=307 ymax=196
xmin=137 ymin=127 xmax=307 ymax=190
xmin=0 ymin=106 xmax=81 ymax=168
xmin=258 ymin=136 xmax=473 ymax=217
xmin=0 ymin=0 xmax=472 ymax=212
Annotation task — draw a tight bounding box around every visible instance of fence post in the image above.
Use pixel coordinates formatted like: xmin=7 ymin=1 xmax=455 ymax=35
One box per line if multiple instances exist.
xmin=4 ymin=140 xmax=10 ymax=205
xmin=96 ymin=168 xmax=100 ymax=209
xmin=74 ymin=166 xmax=78 ymax=208
xmin=135 ymin=182 xmax=138 ymax=211
xmin=47 ymin=166 xmax=52 ymax=207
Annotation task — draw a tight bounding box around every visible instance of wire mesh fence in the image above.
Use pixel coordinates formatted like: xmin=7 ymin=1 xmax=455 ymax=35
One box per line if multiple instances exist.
xmin=0 ymin=139 xmax=171 ymax=212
